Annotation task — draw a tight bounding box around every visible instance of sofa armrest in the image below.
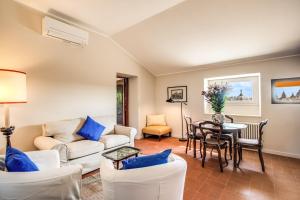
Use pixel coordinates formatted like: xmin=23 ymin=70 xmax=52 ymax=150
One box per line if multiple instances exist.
xmin=34 ymin=136 xmax=63 ymax=150
xmin=25 ymin=150 xmax=60 ymax=170
xmin=114 ymin=125 xmax=137 ymax=146
xmin=34 ymin=136 xmax=68 ymax=162
xmin=0 ymin=165 xmax=82 ymax=200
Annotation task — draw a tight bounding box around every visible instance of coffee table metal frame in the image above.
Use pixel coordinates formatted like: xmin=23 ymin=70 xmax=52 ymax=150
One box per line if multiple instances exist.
xmin=102 ymin=146 xmax=140 ymax=169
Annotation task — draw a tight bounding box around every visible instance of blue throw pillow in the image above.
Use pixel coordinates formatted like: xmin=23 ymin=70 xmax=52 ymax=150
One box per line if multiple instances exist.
xmin=5 ymin=147 xmax=39 ymax=172
xmin=122 ymin=149 xmax=172 ymax=170
xmin=77 ymin=116 xmax=105 ymax=141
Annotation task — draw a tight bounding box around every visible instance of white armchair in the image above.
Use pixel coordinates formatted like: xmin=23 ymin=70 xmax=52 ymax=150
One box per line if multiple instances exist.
xmin=100 ymin=154 xmax=187 ymax=200
xmin=0 ymin=150 xmax=82 ymax=200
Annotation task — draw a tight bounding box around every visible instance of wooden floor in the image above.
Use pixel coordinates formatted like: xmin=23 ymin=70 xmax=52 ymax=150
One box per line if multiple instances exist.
xmin=135 ymin=137 xmax=300 ymax=200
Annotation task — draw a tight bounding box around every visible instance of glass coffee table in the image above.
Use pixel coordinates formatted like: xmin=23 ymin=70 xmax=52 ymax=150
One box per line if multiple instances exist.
xmin=102 ymin=146 xmax=140 ymax=169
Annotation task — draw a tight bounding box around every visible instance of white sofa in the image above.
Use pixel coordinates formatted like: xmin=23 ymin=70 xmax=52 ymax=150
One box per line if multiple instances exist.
xmin=34 ymin=116 xmax=137 ymax=174
xmin=0 ymin=150 xmax=82 ymax=200
xmin=100 ymin=154 xmax=187 ymax=200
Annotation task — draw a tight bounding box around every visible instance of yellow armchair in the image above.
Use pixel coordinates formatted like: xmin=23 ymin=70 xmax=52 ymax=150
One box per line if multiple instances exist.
xmin=142 ymin=114 xmax=172 ymax=141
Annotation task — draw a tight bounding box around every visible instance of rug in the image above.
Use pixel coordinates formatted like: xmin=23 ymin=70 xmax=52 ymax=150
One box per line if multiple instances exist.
xmin=82 ymin=173 xmax=104 ymax=200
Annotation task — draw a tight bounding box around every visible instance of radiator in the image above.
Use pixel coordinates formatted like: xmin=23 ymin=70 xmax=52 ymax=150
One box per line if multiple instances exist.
xmin=239 ymin=122 xmax=260 ymax=139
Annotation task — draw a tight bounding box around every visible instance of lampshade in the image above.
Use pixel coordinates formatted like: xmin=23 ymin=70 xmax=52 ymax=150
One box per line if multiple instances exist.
xmin=0 ymin=69 xmax=27 ymax=104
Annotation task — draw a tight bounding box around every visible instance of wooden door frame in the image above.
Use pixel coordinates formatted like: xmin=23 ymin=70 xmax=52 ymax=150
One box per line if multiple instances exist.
xmin=117 ymin=76 xmax=129 ymax=126
xmin=123 ymin=77 xmax=129 ymax=126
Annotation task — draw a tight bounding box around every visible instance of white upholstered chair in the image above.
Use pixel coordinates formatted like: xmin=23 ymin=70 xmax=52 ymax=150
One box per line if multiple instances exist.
xmin=0 ymin=150 xmax=82 ymax=200
xmin=100 ymin=153 xmax=187 ymax=200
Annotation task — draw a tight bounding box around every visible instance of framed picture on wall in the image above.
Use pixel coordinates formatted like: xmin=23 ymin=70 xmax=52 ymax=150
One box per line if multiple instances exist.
xmin=203 ymin=73 xmax=261 ymax=116
xmin=271 ymin=77 xmax=300 ymax=104
xmin=225 ymin=80 xmax=254 ymax=103
xmin=167 ymin=86 xmax=187 ymax=102
xmin=205 ymin=73 xmax=261 ymax=106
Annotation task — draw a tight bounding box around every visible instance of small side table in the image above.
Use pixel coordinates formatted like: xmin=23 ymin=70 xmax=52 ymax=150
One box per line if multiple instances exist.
xmin=102 ymin=146 xmax=140 ymax=169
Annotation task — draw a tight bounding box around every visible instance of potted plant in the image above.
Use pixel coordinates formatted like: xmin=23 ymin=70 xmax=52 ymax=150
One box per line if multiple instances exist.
xmin=202 ymin=83 xmax=228 ymax=124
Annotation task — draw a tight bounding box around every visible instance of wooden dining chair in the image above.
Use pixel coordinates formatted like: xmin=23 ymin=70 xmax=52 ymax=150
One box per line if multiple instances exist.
xmin=237 ymin=120 xmax=268 ymax=172
xmin=211 ymin=115 xmax=233 ymax=159
xmin=224 ymin=115 xmax=234 ymax=123
xmin=199 ymin=121 xmax=228 ymax=172
xmin=184 ymin=115 xmax=203 ymax=157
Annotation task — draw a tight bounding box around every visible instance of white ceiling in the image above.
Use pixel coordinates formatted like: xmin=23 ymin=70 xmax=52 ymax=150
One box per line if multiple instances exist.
xmin=15 ymin=0 xmax=300 ymax=76
xmin=113 ymin=0 xmax=300 ymax=75
xmin=15 ymin=0 xmax=184 ymax=35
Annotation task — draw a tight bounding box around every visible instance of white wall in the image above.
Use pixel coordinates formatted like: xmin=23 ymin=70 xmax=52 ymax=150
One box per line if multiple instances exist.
xmin=0 ymin=0 xmax=155 ymax=152
xmin=156 ymin=56 xmax=300 ymax=158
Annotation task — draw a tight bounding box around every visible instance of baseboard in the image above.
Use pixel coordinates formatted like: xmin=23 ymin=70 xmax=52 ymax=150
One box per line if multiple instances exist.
xmin=245 ymin=148 xmax=300 ymax=159
xmin=135 ymin=133 xmax=144 ymax=140
xmin=136 ymin=135 xmax=300 ymax=159
xmin=263 ymin=148 xmax=300 ymax=159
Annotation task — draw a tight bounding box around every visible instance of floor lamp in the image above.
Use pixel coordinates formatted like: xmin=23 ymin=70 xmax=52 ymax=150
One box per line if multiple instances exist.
xmin=0 ymin=69 xmax=27 ymax=147
xmin=166 ymin=98 xmax=187 ymax=141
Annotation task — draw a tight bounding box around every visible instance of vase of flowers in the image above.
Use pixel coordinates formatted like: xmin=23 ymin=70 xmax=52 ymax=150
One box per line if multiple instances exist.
xmin=211 ymin=113 xmax=225 ymax=124
xmin=202 ymin=83 xmax=228 ymax=124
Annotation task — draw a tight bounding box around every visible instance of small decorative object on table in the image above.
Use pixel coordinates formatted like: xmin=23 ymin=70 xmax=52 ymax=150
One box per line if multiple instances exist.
xmin=102 ymin=146 xmax=140 ymax=169
xmin=212 ymin=113 xmax=225 ymax=124
xmin=202 ymin=83 xmax=228 ymax=124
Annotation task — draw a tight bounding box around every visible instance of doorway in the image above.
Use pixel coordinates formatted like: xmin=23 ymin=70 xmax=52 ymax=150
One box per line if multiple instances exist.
xmin=116 ymin=76 xmax=129 ymax=126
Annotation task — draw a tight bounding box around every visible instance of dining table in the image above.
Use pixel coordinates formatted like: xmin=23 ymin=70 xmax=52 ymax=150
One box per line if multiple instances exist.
xmin=192 ymin=121 xmax=247 ymax=168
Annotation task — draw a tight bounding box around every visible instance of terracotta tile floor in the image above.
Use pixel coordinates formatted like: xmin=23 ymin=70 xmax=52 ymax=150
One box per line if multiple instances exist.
xmin=135 ymin=137 xmax=300 ymax=200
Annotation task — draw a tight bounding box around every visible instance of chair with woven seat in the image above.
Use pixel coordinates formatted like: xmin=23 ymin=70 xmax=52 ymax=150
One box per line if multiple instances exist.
xmin=199 ymin=121 xmax=228 ymax=172
xmin=211 ymin=115 xmax=234 ymax=159
xmin=184 ymin=115 xmax=203 ymax=158
xmin=237 ymin=120 xmax=268 ymax=172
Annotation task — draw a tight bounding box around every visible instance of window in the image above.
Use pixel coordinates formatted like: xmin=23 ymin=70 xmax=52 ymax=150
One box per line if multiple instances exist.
xmin=204 ymin=73 xmax=261 ymax=117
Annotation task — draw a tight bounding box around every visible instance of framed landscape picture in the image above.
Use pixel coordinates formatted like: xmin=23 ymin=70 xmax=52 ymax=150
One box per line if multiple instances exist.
xmin=226 ymin=81 xmax=254 ymax=103
xmin=167 ymin=86 xmax=187 ymax=102
xmin=204 ymin=73 xmax=261 ymax=116
xmin=206 ymin=75 xmax=259 ymax=105
xmin=271 ymin=77 xmax=300 ymax=104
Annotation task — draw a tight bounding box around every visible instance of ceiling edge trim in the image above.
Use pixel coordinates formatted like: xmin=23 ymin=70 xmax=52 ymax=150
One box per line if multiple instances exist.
xmin=48 ymin=15 xmax=156 ymax=76
xmin=156 ymin=54 xmax=300 ymax=77
xmin=106 ymin=37 xmax=156 ymax=76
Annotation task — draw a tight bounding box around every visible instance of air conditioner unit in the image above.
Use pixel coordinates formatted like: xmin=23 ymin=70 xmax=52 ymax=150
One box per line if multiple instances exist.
xmin=42 ymin=16 xmax=89 ymax=46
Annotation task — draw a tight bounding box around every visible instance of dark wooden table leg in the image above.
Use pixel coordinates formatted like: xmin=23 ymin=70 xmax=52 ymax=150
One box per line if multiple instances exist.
xmin=233 ymin=130 xmax=238 ymax=168
xmin=116 ymin=161 xmax=119 ymax=169
xmin=193 ymin=125 xmax=196 ymax=158
xmin=193 ymin=139 xmax=196 ymax=158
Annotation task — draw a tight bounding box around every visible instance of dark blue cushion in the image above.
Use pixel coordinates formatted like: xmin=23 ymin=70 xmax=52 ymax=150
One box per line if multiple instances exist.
xmin=122 ymin=149 xmax=172 ymax=170
xmin=77 ymin=116 xmax=105 ymax=141
xmin=5 ymin=147 xmax=39 ymax=172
